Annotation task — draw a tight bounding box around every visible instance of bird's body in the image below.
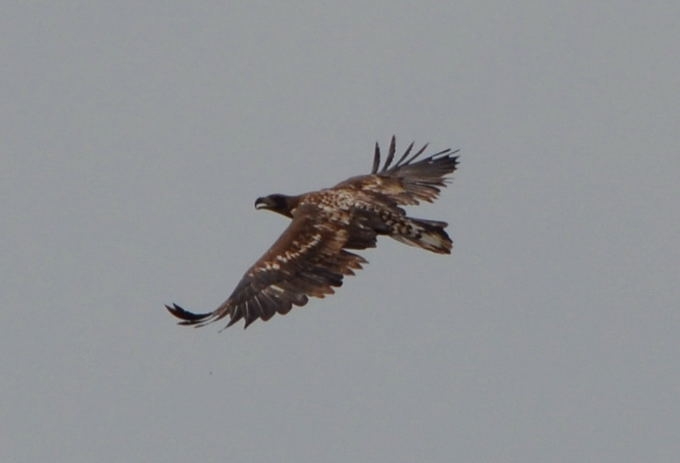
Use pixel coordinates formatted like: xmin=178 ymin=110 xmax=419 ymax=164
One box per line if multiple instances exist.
xmin=167 ymin=137 xmax=459 ymax=329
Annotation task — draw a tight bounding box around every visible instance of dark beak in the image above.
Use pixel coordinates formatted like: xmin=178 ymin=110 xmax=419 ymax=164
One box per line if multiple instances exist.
xmin=254 ymin=197 xmax=269 ymax=209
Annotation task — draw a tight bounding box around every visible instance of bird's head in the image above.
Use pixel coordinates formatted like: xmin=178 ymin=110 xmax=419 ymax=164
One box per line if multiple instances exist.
xmin=255 ymin=194 xmax=296 ymax=218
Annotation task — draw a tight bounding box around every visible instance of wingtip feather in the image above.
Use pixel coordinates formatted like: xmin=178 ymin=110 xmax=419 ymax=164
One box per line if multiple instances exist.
xmin=386 ymin=135 xmax=396 ymax=168
xmin=165 ymin=303 xmax=213 ymax=323
xmin=372 ymin=142 xmax=380 ymax=174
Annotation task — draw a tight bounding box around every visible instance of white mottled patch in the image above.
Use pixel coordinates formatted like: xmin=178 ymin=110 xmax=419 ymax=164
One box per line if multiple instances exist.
xmin=253 ymin=261 xmax=281 ymax=273
xmin=276 ymin=232 xmax=322 ymax=262
xmin=312 ymin=190 xmax=356 ymax=212
xmin=263 ymin=261 xmax=280 ymax=271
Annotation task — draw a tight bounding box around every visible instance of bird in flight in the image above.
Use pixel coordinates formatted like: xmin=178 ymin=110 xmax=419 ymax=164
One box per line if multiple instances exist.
xmin=166 ymin=136 xmax=460 ymax=330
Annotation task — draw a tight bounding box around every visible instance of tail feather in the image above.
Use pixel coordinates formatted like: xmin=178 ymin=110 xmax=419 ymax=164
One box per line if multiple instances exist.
xmin=390 ymin=217 xmax=452 ymax=254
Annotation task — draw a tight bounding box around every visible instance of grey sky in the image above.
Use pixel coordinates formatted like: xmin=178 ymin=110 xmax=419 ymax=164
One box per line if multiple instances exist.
xmin=2 ymin=2 xmax=679 ymax=462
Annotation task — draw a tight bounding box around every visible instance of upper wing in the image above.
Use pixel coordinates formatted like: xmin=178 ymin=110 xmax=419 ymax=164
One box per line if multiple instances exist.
xmin=166 ymin=203 xmax=369 ymax=329
xmin=336 ymin=135 xmax=460 ymax=205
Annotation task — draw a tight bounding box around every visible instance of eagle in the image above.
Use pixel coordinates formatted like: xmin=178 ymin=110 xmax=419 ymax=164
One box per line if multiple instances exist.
xmin=166 ymin=136 xmax=460 ymax=330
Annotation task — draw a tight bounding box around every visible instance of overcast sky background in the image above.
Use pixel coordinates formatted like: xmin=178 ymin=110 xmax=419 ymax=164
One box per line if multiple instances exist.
xmin=2 ymin=2 xmax=679 ymax=462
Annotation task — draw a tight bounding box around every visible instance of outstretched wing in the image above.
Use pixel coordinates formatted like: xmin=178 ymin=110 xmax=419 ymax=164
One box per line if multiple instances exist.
xmin=336 ymin=135 xmax=460 ymax=205
xmin=166 ymin=203 xmax=369 ymax=329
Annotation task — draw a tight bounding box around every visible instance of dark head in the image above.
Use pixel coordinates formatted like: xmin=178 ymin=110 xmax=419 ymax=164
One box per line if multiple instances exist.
xmin=254 ymin=194 xmax=297 ymax=218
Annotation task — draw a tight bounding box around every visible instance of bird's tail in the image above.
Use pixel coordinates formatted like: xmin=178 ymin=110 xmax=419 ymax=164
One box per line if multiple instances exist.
xmin=390 ymin=217 xmax=452 ymax=254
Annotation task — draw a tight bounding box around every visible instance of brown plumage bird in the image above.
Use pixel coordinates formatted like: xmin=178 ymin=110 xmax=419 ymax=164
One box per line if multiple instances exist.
xmin=166 ymin=136 xmax=460 ymax=329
